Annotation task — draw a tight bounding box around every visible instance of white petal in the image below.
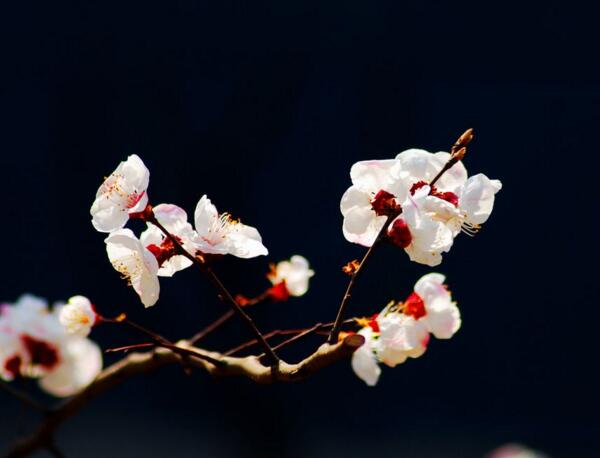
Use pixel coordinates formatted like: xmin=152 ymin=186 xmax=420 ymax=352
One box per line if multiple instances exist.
xmin=350 ymin=160 xmax=397 ymax=192
xmin=459 ymin=174 xmax=502 ymax=225
xmin=342 ymin=206 xmax=386 ymax=247
xmin=340 ymin=186 xmax=371 ymax=216
xmin=432 ymin=152 xmax=468 ymax=193
xmin=193 ymin=195 xmax=219 ymax=238
xmin=422 ymin=300 xmax=461 ymax=339
xmin=351 ymin=328 xmax=381 ymax=386
xmin=225 ymin=224 xmax=269 ymax=258
xmin=39 ymin=338 xmax=102 ymax=397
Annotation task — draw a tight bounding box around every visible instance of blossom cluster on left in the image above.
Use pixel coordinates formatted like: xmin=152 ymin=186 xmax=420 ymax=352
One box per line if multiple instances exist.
xmin=0 ymin=295 xmax=102 ymax=397
xmin=91 ymin=155 xmax=269 ymax=307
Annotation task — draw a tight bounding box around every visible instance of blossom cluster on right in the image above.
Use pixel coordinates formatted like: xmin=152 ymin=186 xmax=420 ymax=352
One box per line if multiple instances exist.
xmin=341 ymin=147 xmax=502 ymax=266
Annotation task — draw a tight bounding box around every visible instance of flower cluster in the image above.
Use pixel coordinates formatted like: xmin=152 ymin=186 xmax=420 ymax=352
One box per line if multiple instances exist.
xmin=341 ymin=148 xmax=502 ymax=266
xmin=351 ymin=273 xmax=460 ymax=386
xmin=91 ymin=155 xmax=268 ymax=307
xmin=0 ymin=295 xmax=102 ymax=397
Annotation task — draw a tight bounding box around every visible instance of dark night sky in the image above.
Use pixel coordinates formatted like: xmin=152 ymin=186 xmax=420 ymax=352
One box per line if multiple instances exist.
xmin=1 ymin=1 xmax=599 ymax=457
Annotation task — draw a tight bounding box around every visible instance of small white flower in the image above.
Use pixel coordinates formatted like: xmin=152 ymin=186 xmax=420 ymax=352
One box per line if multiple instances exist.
xmin=193 ymin=195 xmax=268 ymax=259
xmin=105 ymin=229 xmax=160 ymax=307
xmin=376 ymin=312 xmax=429 ymax=367
xmin=91 ymin=154 xmax=150 ymax=233
xmin=39 ymin=337 xmax=103 ymax=397
xmin=140 ymin=203 xmax=195 ymax=277
xmin=351 ymin=327 xmax=381 ymax=387
xmin=267 ymin=255 xmax=315 ymax=297
xmin=487 ymin=444 xmax=548 ymax=458
xmin=340 ymin=160 xmax=407 ymax=247
xmin=59 ymin=295 xmax=97 ymax=337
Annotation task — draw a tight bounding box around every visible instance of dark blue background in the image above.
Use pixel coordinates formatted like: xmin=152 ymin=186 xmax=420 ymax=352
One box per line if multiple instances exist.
xmin=1 ymin=1 xmax=598 ymax=456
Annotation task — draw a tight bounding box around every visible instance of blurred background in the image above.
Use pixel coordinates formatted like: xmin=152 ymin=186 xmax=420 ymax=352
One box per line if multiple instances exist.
xmin=1 ymin=1 xmax=598 ymax=456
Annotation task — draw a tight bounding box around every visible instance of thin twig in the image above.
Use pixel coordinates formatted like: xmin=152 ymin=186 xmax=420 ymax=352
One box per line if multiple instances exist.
xmin=189 ymin=309 xmax=234 ymax=344
xmin=328 ymin=216 xmax=395 ymax=343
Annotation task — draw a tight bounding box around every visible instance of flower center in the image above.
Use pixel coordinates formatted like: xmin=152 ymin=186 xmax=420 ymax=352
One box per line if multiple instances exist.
xmin=146 ymin=236 xmax=180 ymax=266
xmin=371 ymin=190 xmax=401 ymax=216
xmin=402 ymin=292 xmax=426 ymax=320
xmin=410 ymin=181 xmax=459 ymax=207
xmin=268 ymin=282 xmax=290 ymax=302
xmin=387 ymin=218 xmax=412 ymax=248
xmin=21 ymin=335 xmax=60 ymax=370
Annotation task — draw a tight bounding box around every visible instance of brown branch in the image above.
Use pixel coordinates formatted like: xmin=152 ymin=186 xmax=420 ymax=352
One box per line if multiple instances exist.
xmin=189 ymin=309 xmax=234 ymax=344
xmin=2 ymin=334 xmax=364 ymax=458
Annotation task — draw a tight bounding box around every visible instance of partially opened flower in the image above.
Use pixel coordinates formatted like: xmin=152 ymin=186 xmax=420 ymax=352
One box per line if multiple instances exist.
xmin=193 ymin=195 xmax=268 ymax=259
xmin=267 ymin=255 xmax=315 ymax=299
xmin=340 ymin=160 xmax=407 ymax=247
xmin=105 ymin=229 xmax=160 ymax=307
xmin=351 ymin=327 xmax=381 ymax=387
xmin=91 ymin=154 xmax=150 ymax=233
xmin=39 ymin=336 xmax=102 ymax=397
xmin=59 ymin=295 xmax=98 ymax=337
xmin=140 ymin=204 xmax=195 ymax=277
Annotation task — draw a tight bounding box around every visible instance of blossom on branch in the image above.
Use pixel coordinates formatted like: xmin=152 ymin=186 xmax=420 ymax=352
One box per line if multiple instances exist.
xmin=140 ymin=203 xmax=195 ymax=277
xmin=91 ymin=154 xmax=150 ymax=233
xmin=193 ymin=195 xmax=268 ymax=259
xmin=105 ymin=229 xmax=160 ymax=307
xmin=0 ymin=295 xmax=102 ymax=397
xmin=341 ymin=145 xmax=501 ymax=266
xmin=267 ymin=255 xmax=315 ymax=299
xmin=351 ymin=273 xmax=459 ymax=385
xmin=59 ymin=295 xmax=98 ymax=337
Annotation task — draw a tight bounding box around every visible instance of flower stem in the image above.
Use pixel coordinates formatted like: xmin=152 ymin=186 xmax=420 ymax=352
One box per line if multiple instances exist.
xmin=328 ymin=215 xmax=395 ymax=344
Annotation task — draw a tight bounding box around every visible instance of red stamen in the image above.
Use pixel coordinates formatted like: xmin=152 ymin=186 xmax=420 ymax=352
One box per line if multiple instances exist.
xmin=403 ymin=292 xmax=426 ymax=320
xmin=368 ymin=313 xmax=380 ymax=333
xmin=371 ymin=190 xmax=401 ymax=216
xmin=410 ymin=181 xmax=459 ymax=207
xmin=387 ymin=219 xmax=412 ymax=248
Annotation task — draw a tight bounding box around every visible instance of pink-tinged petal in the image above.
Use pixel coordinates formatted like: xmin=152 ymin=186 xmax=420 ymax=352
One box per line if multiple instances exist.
xmin=350 ymin=160 xmax=397 ymax=193
xmin=351 ymin=328 xmax=381 ymax=386
xmin=340 ymin=185 xmax=371 ymax=216
xmin=422 ymin=300 xmax=461 ymax=339
xmin=376 ymin=314 xmax=429 ymax=367
xmin=225 ymin=224 xmax=268 ymax=258
xmin=414 ymin=273 xmax=448 ymax=303
xmin=432 ymin=151 xmax=468 ymax=192
xmin=459 ymin=174 xmax=502 ymax=225
xmin=342 ymin=206 xmax=386 ymax=247
xmin=39 ymin=337 xmax=102 ymax=397
xmin=193 ymin=195 xmax=219 ymax=238
xmin=120 ymin=154 xmax=150 ymax=191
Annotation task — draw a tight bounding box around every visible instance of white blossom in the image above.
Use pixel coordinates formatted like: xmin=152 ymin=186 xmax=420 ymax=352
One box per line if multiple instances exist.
xmin=193 ymin=195 xmax=268 ymax=258
xmin=0 ymin=295 xmax=103 ymax=396
xmin=59 ymin=295 xmax=97 ymax=337
xmin=267 ymin=255 xmax=315 ymax=297
xmin=105 ymin=229 xmax=160 ymax=307
xmin=91 ymin=154 xmax=150 ymax=233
